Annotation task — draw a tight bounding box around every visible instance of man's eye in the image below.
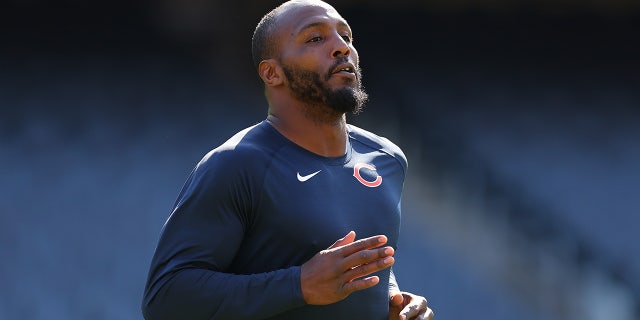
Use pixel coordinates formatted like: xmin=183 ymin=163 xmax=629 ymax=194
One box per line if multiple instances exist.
xmin=307 ymin=36 xmax=322 ymax=43
xmin=341 ymin=35 xmax=352 ymax=43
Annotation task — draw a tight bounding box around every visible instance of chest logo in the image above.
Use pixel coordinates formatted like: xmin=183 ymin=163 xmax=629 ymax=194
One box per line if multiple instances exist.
xmin=353 ymin=163 xmax=382 ymax=187
xmin=297 ymin=170 xmax=322 ymax=182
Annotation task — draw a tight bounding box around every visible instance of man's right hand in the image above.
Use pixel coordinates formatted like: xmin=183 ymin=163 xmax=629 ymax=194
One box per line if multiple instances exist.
xmin=300 ymin=231 xmax=395 ymax=305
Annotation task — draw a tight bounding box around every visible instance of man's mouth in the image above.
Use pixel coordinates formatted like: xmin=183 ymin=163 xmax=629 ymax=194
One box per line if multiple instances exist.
xmin=331 ymin=62 xmax=356 ymax=76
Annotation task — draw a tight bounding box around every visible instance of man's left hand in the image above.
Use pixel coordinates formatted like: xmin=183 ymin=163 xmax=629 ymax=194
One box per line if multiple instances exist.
xmin=389 ymin=291 xmax=434 ymax=320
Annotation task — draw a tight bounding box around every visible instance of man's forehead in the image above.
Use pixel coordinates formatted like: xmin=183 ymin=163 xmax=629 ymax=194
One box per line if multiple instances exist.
xmin=276 ymin=1 xmax=349 ymax=35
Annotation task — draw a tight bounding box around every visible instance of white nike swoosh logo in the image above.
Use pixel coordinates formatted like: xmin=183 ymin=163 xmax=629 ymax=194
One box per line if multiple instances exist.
xmin=297 ymin=170 xmax=322 ymax=182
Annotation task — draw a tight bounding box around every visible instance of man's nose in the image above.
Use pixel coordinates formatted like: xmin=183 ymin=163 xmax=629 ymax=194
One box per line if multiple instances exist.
xmin=331 ymin=34 xmax=351 ymax=58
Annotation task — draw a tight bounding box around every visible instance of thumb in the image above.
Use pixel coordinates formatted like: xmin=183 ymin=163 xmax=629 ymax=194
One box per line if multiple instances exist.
xmin=328 ymin=231 xmax=356 ymax=249
xmin=389 ymin=291 xmax=404 ymax=307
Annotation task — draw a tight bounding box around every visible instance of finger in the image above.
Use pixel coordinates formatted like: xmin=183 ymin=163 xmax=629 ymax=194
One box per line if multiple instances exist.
xmin=327 ymin=231 xmax=356 ymax=249
xmin=341 ymin=275 xmax=379 ymax=294
xmin=425 ymin=308 xmax=435 ymax=320
xmin=335 ymin=234 xmax=387 ymax=257
xmin=400 ymin=297 xmax=428 ymax=320
xmin=389 ymin=292 xmax=404 ymax=307
xmin=342 ymin=255 xmax=394 ymax=282
xmin=342 ymin=246 xmax=394 ymax=270
xmin=417 ymin=308 xmax=434 ymax=320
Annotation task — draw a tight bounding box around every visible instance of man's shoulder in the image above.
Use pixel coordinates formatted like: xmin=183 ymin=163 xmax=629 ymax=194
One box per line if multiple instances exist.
xmin=197 ymin=121 xmax=282 ymax=170
xmin=347 ymin=124 xmax=407 ymax=164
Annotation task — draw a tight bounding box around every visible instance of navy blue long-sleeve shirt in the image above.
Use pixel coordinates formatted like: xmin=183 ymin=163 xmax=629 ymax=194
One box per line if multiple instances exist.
xmin=142 ymin=120 xmax=407 ymax=320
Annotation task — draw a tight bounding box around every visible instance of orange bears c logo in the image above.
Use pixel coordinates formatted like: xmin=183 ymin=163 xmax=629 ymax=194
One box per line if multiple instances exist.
xmin=353 ymin=163 xmax=382 ymax=187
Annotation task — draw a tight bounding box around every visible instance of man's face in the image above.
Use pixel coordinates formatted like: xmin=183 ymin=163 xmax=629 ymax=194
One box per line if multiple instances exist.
xmin=275 ymin=2 xmax=368 ymax=116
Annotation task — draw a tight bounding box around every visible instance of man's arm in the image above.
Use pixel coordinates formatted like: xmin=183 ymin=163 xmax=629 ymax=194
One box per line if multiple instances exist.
xmin=142 ymin=154 xmax=307 ymax=320
xmin=144 ymin=266 xmax=304 ymax=320
xmin=144 ymin=228 xmax=396 ymax=320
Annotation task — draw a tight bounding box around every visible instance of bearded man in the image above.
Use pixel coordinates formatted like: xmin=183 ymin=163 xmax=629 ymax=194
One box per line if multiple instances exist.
xmin=142 ymin=1 xmax=434 ymax=319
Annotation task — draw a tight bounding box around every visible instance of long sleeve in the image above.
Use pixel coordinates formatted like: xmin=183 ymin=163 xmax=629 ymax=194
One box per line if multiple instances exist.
xmin=143 ymin=267 xmax=304 ymax=320
xmin=142 ymin=145 xmax=306 ymax=320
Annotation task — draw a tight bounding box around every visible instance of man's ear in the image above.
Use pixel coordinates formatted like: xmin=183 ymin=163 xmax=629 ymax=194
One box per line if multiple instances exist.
xmin=258 ymin=59 xmax=284 ymax=86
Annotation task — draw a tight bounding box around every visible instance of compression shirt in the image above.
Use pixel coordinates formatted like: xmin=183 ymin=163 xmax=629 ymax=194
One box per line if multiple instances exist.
xmin=142 ymin=120 xmax=408 ymax=320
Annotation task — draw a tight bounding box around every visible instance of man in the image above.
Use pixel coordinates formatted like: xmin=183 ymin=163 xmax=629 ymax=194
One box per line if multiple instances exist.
xmin=142 ymin=0 xmax=434 ymax=319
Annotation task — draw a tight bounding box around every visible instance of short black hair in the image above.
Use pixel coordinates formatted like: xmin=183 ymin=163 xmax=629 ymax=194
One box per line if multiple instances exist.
xmin=251 ymin=5 xmax=282 ymax=70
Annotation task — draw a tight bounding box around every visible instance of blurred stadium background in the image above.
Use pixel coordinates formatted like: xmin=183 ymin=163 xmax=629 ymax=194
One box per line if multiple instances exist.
xmin=1 ymin=0 xmax=639 ymax=319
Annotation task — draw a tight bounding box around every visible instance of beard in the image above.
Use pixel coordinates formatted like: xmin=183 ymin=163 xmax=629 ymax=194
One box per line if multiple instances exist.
xmin=280 ymin=60 xmax=369 ymax=118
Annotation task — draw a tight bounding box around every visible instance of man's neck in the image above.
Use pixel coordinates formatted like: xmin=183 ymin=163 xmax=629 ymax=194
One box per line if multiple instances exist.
xmin=266 ymin=110 xmax=348 ymax=158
